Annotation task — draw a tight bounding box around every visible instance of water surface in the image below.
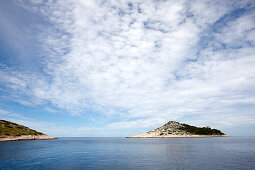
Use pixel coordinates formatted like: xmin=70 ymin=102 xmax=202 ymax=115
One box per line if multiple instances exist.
xmin=0 ymin=137 xmax=255 ymax=169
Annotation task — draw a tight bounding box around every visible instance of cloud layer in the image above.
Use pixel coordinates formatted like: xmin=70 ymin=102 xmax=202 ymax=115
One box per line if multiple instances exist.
xmin=1 ymin=0 xmax=255 ymax=135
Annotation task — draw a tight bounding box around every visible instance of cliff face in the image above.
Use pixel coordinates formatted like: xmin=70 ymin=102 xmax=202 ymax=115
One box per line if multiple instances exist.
xmin=127 ymin=121 xmax=226 ymax=138
xmin=0 ymin=120 xmax=55 ymax=142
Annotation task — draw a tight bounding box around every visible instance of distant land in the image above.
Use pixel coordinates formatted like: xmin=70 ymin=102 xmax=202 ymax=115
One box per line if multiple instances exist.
xmin=0 ymin=120 xmax=56 ymax=142
xmin=127 ymin=121 xmax=227 ymax=138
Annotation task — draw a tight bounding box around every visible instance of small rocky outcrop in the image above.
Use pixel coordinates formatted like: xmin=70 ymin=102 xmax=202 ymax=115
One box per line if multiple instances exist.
xmin=127 ymin=121 xmax=226 ymax=138
xmin=0 ymin=120 xmax=56 ymax=142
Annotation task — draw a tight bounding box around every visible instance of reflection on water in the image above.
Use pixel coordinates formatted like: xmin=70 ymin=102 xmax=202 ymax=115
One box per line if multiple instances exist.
xmin=0 ymin=137 xmax=255 ymax=169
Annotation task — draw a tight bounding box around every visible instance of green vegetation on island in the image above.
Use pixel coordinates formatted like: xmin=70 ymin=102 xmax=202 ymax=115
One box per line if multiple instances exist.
xmin=156 ymin=121 xmax=226 ymax=136
xmin=156 ymin=121 xmax=225 ymax=136
xmin=128 ymin=121 xmax=227 ymax=138
xmin=0 ymin=120 xmax=44 ymax=137
xmin=179 ymin=123 xmax=225 ymax=135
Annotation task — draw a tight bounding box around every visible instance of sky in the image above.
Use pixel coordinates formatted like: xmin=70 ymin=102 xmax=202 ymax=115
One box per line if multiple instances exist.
xmin=0 ymin=0 xmax=255 ymax=137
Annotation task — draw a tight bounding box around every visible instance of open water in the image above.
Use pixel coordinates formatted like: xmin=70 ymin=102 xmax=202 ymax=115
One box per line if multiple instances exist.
xmin=0 ymin=137 xmax=255 ymax=170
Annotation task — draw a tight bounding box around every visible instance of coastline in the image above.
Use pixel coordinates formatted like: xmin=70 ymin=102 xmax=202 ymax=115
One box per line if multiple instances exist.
xmin=127 ymin=134 xmax=228 ymax=138
xmin=0 ymin=135 xmax=57 ymax=142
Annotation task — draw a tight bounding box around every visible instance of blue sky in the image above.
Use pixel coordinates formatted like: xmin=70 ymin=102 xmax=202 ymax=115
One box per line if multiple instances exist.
xmin=0 ymin=0 xmax=255 ymax=137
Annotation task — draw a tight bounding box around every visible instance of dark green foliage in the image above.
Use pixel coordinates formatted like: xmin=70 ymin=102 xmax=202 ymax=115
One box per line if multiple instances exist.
xmin=0 ymin=120 xmax=44 ymax=137
xmin=160 ymin=133 xmax=164 ymax=135
xmin=179 ymin=123 xmax=225 ymax=135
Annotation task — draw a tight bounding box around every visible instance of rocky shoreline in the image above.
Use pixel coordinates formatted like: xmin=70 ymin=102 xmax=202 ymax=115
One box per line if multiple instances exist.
xmin=127 ymin=134 xmax=228 ymax=138
xmin=0 ymin=135 xmax=57 ymax=142
xmin=127 ymin=121 xmax=227 ymax=138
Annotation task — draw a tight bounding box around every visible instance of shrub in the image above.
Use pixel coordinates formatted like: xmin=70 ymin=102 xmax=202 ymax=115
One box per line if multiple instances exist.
xmin=178 ymin=124 xmax=225 ymax=135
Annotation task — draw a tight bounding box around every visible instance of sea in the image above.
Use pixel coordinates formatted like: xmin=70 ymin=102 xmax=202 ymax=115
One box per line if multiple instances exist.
xmin=0 ymin=137 xmax=255 ymax=170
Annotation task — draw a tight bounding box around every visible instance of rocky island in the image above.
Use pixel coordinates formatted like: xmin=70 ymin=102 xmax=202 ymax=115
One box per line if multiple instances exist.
xmin=0 ymin=120 xmax=56 ymax=142
xmin=127 ymin=121 xmax=227 ymax=138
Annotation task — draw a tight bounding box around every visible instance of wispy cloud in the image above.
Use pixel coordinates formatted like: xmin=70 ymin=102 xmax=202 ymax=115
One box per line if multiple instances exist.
xmin=0 ymin=0 xmax=255 ymax=135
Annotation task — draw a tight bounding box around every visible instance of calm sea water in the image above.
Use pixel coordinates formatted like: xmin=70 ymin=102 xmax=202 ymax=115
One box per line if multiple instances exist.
xmin=0 ymin=137 xmax=255 ymax=170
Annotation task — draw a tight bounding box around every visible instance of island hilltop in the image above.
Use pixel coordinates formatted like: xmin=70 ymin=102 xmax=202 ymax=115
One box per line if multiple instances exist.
xmin=127 ymin=121 xmax=227 ymax=138
xmin=0 ymin=120 xmax=56 ymax=142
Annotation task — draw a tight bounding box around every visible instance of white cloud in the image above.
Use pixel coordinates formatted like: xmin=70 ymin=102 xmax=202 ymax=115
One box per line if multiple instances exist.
xmin=1 ymin=0 xmax=255 ymax=134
